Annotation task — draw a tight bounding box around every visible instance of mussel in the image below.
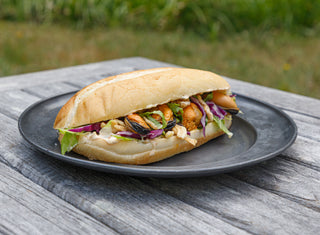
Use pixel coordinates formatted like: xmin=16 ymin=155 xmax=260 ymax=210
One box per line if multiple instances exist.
xmin=152 ymin=104 xmax=177 ymax=130
xmin=223 ymin=109 xmax=239 ymax=115
xmin=125 ymin=114 xmax=151 ymax=135
xmin=164 ymin=118 xmax=177 ymax=131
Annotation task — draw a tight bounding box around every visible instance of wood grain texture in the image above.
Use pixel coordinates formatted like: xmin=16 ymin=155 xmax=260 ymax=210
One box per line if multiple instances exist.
xmin=141 ymin=175 xmax=320 ymax=234
xmin=225 ymin=76 xmax=320 ymax=117
xmin=284 ymin=110 xmax=320 ymax=141
xmin=0 ymin=113 xmax=249 ymax=234
xmin=0 ymin=57 xmax=177 ymax=91
xmin=0 ymin=162 xmax=117 ymax=235
xmin=283 ymin=136 xmax=320 ymax=171
xmin=21 ymin=82 xmax=77 ymax=98
xmin=0 ymin=57 xmax=319 ymax=234
xmin=231 ymin=156 xmax=320 ymax=212
xmin=0 ymin=90 xmax=40 ymax=120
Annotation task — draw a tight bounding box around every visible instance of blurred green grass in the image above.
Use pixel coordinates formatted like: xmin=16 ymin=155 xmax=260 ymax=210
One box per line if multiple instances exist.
xmin=1 ymin=0 xmax=320 ymax=37
xmin=1 ymin=21 xmax=319 ymax=99
xmin=0 ymin=1 xmax=319 ymax=99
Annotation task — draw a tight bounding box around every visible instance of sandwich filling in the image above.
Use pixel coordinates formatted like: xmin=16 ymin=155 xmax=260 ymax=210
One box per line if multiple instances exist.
xmin=58 ymin=91 xmax=239 ymax=155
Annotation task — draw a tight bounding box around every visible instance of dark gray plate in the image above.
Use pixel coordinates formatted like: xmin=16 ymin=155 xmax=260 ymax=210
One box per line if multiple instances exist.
xmin=18 ymin=92 xmax=297 ymax=177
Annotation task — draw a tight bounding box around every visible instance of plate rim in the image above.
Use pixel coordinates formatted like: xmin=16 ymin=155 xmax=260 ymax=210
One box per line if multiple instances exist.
xmin=18 ymin=91 xmax=297 ymax=178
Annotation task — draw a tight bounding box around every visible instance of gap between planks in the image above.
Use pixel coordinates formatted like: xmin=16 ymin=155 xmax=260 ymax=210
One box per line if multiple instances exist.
xmin=0 ymin=161 xmax=119 ymax=234
xmin=139 ymin=174 xmax=320 ymax=234
xmin=229 ymin=155 xmax=320 ymax=213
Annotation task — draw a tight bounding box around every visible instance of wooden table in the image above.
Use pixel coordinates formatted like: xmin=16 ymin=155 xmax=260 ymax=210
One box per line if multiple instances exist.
xmin=1 ymin=57 xmax=320 ymax=234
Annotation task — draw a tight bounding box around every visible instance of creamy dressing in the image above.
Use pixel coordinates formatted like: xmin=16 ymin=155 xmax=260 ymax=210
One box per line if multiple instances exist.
xmin=89 ymin=132 xmax=120 ymax=145
xmin=104 ymin=136 xmax=119 ymax=144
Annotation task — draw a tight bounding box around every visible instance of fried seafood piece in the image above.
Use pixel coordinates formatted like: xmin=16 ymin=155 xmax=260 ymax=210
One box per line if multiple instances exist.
xmin=151 ymin=104 xmax=174 ymax=122
xmin=182 ymin=103 xmax=202 ymax=131
xmin=211 ymin=91 xmax=239 ymax=113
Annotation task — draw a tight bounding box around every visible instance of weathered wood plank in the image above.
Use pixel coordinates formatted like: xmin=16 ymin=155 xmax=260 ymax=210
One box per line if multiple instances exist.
xmin=282 ymin=136 xmax=320 ymax=171
xmin=21 ymin=82 xmax=77 ymax=98
xmin=226 ymin=77 xmax=320 ymax=117
xmin=283 ymin=110 xmax=320 ymax=141
xmin=0 ymin=90 xmax=40 ymax=120
xmin=62 ymin=66 xmax=138 ymax=88
xmin=141 ymin=175 xmax=320 ymax=235
xmin=0 ymin=162 xmax=117 ymax=235
xmin=0 ymin=113 xmax=249 ymax=235
xmin=0 ymin=57 xmax=176 ymax=91
xmin=231 ymin=156 xmax=320 ymax=212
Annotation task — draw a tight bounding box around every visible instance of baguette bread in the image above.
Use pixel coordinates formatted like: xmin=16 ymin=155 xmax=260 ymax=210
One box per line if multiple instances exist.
xmin=54 ymin=67 xmax=236 ymax=165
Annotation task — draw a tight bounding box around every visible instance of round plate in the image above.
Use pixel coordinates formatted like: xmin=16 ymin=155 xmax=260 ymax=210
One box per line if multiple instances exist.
xmin=18 ymin=92 xmax=297 ymax=177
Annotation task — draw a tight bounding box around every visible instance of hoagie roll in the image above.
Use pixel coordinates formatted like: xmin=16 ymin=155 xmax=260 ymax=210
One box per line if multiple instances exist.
xmin=54 ymin=67 xmax=239 ymax=165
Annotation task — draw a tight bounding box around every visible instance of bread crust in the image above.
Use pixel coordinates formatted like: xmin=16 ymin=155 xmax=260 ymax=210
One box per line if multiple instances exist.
xmin=54 ymin=67 xmax=234 ymax=165
xmin=71 ymin=118 xmax=232 ymax=165
xmin=53 ymin=67 xmax=230 ymax=129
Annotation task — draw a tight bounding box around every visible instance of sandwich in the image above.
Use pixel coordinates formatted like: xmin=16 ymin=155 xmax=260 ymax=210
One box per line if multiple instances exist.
xmin=53 ymin=67 xmax=239 ymax=164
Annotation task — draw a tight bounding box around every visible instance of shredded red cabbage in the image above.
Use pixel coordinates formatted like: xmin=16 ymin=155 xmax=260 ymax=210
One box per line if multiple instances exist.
xmin=116 ymin=131 xmax=141 ymax=139
xmin=146 ymin=129 xmax=163 ymax=139
xmin=206 ymin=101 xmax=227 ymax=119
xmin=69 ymin=123 xmax=164 ymax=140
xmin=116 ymin=129 xmax=163 ymax=140
xmin=229 ymin=94 xmax=236 ymax=98
xmin=190 ymin=96 xmax=206 ymax=136
xmin=69 ymin=122 xmax=102 ymax=134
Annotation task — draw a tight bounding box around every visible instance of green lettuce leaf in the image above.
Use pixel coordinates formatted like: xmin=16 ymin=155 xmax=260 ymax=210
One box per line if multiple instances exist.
xmin=58 ymin=129 xmax=82 ymax=154
xmin=212 ymin=116 xmax=233 ymax=138
xmin=112 ymin=134 xmax=135 ymax=141
xmin=167 ymin=103 xmax=183 ymax=122
xmin=204 ymin=92 xmax=213 ymax=102
xmin=140 ymin=110 xmax=167 ymax=129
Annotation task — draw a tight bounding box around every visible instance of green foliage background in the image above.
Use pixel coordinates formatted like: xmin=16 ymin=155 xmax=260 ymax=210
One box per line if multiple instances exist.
xmin=1 ymin=0 xmax=319 ymax=38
